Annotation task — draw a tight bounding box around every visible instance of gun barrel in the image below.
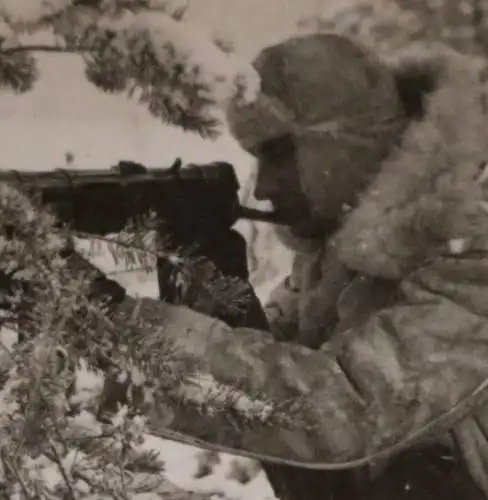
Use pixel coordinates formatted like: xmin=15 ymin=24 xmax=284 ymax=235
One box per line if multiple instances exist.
xmin=0 ymin=161 xmax=242 ymax=237
xmin=0 ymin=161 xmax=286 ymax=236
xmin=0 ymin=161 xmax=239 ymax=190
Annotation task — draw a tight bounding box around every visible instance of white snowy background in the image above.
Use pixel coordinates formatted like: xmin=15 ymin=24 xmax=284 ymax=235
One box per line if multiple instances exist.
xmin=0 ymin=1 xmax=346 ymax=498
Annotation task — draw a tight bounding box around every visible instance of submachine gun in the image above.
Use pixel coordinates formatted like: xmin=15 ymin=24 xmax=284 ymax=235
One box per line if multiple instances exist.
xmin=0 ymin=159 xmax=280 ymax=304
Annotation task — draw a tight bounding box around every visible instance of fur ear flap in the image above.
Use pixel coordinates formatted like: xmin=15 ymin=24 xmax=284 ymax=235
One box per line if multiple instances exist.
xmin=333 ymin=44 xmax=488 ymax=278
xmin=393 ymin=58 xmax=439 ymax=120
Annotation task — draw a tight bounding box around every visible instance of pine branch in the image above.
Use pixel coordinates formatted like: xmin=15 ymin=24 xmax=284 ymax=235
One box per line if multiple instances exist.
xmin=0 ymin=44 xmax=92 ymax=55
xmin=0 ymin=182 xmax=279 ymax=499
xmin=0 ymin=0 xmax=258 ymax=135
xmin=75 ymin=229 xmax=162 ymax=271
xmin=75 ymin=224 xmax=253 ymax=323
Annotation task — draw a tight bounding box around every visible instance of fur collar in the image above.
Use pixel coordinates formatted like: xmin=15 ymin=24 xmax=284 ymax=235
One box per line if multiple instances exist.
xmin=333 ymin=43 xmax=488 ymax=279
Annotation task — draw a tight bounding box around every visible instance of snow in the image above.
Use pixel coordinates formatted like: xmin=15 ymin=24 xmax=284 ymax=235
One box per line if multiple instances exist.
xmin=0 ymin=0 xmax=261 ymax=115
xmin=70 ymin=359 xmax=105 ymax=408
xmin=102 ymin=10 xmax=261 ymax=106
xmin=141 ymin=436 xmax=276 ymax=500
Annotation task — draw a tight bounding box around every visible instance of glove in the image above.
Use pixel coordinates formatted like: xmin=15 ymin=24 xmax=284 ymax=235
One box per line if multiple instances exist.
xmin=157 ymin=229 xmax=269 ymax=330
xmin=59 ymin=246 xmax=127 ymax=313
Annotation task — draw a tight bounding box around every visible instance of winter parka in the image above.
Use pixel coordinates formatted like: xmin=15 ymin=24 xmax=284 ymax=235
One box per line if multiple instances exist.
xmin=108 ymin=36 xmax=488 ymax=498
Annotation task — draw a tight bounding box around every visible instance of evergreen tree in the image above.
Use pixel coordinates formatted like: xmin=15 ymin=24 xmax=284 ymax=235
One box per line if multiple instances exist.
xmin=0 ymin=0 xmax=260 ymax=137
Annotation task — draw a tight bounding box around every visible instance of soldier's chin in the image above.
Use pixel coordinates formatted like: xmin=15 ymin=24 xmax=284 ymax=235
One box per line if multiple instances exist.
xmin=273 ymin=224 xmax=323 ymax=254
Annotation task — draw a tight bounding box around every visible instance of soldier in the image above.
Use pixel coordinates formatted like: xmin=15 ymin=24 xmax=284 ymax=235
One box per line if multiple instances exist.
xmin=108 ymin=33 xmax=488 ymax=499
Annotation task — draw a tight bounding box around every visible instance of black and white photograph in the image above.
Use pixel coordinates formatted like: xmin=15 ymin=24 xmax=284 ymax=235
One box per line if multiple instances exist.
xmin=1 ymin=1 xmax=488 ymax=499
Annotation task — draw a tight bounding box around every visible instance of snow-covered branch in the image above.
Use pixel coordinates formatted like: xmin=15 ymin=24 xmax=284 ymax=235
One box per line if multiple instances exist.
xmin=0 ymin=0 xmax=260 ymax=136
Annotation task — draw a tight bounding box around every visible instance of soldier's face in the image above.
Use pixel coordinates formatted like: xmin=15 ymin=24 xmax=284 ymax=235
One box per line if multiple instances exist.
xmin=252 ymin=135 xmax=321 ymax=238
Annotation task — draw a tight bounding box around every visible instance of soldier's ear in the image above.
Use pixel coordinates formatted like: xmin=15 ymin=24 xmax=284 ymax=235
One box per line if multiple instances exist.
xmin=393 ymin=62 xmax=437 ymax=120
